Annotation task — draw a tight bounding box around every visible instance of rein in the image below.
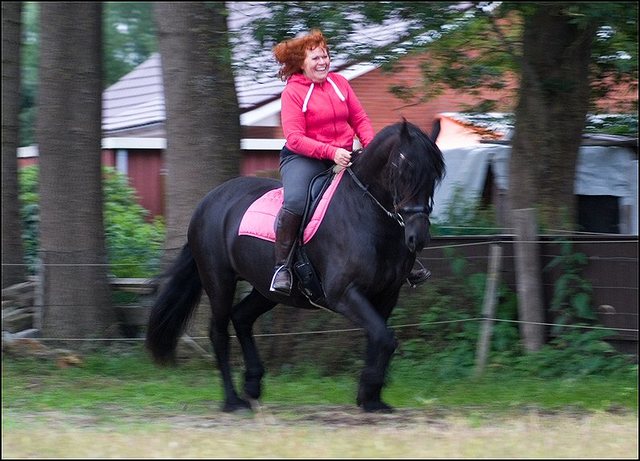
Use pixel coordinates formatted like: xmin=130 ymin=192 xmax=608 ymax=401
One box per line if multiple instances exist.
xmin=346 ymin=167 xmax=407 ymax=228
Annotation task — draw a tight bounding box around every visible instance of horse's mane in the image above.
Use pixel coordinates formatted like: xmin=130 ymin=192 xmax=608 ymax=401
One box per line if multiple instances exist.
xmin=353 ymin=120 xmax=445 ymax=208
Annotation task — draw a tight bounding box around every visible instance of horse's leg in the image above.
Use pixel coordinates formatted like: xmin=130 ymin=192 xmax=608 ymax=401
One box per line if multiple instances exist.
xmin=334 ymin=287 xmax=398 ymax=413
xmin=230 ymin=288 xmax=277 ymax=401
xmin=357 ymin=332 xmax=397 ymax=412
xmin=201 ymin=278 xmax=252 ymax=413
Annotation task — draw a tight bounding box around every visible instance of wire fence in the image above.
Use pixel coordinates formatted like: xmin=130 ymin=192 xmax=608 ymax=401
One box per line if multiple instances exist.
xmin=19 ymin=315 xmax=639 ymax=343
xmin=3 ymin=235 xmax=638 ymax=347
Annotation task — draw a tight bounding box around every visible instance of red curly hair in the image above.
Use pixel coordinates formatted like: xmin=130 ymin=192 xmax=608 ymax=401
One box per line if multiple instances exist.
xmin=273 ymin=30 xmax=330 ymax=81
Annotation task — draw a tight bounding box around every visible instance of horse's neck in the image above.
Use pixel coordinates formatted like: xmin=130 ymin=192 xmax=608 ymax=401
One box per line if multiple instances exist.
xmin=351 ymin=148 xmax=394 ymax=207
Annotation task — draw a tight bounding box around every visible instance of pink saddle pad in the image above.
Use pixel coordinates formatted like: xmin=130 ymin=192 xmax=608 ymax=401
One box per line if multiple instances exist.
xmin=238 ymin=169 xmax=344 ymax=244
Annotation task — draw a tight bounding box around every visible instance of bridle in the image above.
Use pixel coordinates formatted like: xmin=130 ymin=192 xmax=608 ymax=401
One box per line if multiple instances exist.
xmin=346 ymin=166 xmax=432 ymax=228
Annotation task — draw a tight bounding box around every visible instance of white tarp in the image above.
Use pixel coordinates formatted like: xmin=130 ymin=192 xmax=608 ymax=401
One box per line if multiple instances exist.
xmin=431 ymin=145 xmax=494 ymax=219
xmin=432 ymin=143 xmax=638 ymax=234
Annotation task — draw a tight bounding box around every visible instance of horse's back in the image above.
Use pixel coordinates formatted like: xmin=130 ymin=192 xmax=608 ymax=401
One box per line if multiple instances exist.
xmin=187 ymin=176 xmax=283 ymax=295
xmin=195 ymin=176 xmax=279 ymax=215
xmin=209 ymin=175 xmax=281 ymax=200
xmin=188 ymin=176 xmax=280 ymax=239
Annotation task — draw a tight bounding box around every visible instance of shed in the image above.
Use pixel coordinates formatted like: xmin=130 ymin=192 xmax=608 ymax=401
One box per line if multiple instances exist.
xmin=433 ymin=136 xmax=638 ymax=235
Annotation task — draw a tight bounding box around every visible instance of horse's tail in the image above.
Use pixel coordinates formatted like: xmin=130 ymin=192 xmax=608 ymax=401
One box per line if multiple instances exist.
xmin=145 ymin=243 xmax=202 ymax=365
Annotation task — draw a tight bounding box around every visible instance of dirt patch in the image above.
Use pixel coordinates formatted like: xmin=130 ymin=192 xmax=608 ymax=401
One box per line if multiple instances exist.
xmin=4 ymin=402 xmax=619 ymax=430
xmin=4 ymin=405 xmax=637 ymax=458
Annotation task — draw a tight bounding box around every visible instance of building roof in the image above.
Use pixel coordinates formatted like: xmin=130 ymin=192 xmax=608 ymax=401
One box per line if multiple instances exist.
xmin=102 ymin=1 xmax=432 ymax=135
xmin=102 ymin=56 xmax=165 ymax=133
xmin=438 ymin=112 xmax=638 ymax=147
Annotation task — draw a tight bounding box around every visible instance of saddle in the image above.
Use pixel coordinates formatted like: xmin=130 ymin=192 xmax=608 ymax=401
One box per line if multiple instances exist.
xmin=239 ymin=168 xmax=342 ymax=308
xmin=292 ymin=168 xmax=335 ymax=308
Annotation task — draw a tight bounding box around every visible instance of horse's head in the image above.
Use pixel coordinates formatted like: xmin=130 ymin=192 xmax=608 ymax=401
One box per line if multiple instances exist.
xmin=355 ymin=120 xmax=445 ymax=253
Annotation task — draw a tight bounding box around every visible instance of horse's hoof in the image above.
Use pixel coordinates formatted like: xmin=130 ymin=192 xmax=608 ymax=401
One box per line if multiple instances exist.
xmin=361 ymin=401 xmax=394 ymax=413
xmin=221 ymin=398 xmax=253 ymax=413
xmin=244 ymin=381 xmax=262 ymax=400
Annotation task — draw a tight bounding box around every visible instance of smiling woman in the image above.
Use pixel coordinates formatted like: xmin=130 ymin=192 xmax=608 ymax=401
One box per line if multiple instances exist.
xmin=269 ymin=29 xmax=377 ymax=294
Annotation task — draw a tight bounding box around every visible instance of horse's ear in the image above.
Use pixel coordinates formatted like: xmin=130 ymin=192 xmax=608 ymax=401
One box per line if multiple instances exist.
xmin=400 ymin=118 xmax=411 ymax=138
xmin=431 ymin=118 xmax=441 ymax=142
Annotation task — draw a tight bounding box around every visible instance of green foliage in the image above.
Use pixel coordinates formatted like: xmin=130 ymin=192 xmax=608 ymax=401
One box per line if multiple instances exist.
xmin=513 ymin=329 xmax=635 ymax=378
xmin=17 ymin=165 xmax=40 ymax=273
xmin=389 ymin=245 xmax=634 ymax=380
xmin=18 ymin=165 xmax=165 ymax=278
xmin=390 ymin=248 xmax=521 ymax=381
xmin=103 ymin=2 xmax=157 ymax=87
xmin=545 ymin=241 xmax=595 ymax=333
xmin=102 ymin=168 xmax=165 ymax=277
xmin=503 ymin=240 xmax=638 ymax=378
xmin=431 ymin=187 xmax=501 ymax=236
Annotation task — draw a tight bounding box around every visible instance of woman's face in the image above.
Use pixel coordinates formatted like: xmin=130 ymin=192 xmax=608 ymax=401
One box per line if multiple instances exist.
xmin=302 ymin=46 xmax=330 ymax=83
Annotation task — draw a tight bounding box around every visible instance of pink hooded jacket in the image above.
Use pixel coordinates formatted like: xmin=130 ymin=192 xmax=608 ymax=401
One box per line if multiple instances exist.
xmin=281 ymin=72 xmax=375 ymax=160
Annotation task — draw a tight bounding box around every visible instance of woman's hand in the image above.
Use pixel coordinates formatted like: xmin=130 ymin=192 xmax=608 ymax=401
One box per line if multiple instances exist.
xmin=333 ymin=148 xmax=352 ymax=168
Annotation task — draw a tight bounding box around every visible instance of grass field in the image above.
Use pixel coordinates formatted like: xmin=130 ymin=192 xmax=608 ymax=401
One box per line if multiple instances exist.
xmin=2 ymin=347 xmax=638 ymax=458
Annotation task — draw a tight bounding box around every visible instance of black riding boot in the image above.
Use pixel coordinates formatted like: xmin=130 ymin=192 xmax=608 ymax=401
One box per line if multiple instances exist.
xmin=406 ymin=260 xmax=431 ymax=288
xmin=270 ymin=209 xmax=303 ymax=295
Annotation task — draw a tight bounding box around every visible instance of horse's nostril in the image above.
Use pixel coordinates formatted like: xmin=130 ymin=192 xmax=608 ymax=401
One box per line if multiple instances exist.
xmin=406 ymin=235 xmax=416 ymax=252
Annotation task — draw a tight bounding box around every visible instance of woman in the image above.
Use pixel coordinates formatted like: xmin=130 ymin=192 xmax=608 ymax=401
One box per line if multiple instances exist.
xmin=270 ymin=30 xmax=430 ymax=294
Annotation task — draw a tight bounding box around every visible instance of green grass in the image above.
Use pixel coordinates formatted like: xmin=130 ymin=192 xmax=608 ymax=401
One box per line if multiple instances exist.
xmin=3 ymin=347 xmax=637 ymax=459
xmin=2 ymin=346 xmax=636 ymax=417
xmin=385 ymin=372 xmax=637 ymax=411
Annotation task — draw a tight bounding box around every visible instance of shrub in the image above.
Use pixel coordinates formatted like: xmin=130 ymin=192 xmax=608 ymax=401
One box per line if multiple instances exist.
xmin=18 ymin=165 xmax=165 ymax=278
xmin=431 ymin=186 xmax=500 ymax=236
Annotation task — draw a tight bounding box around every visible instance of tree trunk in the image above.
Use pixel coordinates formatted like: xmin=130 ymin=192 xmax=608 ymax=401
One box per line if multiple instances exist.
xmin=37 ymin=2 xmax=117 ymax=342
xmin=512 ymin=208 xmax=545 ymax=352
xmin=154 ymin=2 xmax=241 ymax=260
xmin=2 ymin=1 xmax=26 ymax=288
xmin=509 ymin=5 xmax=595 ymax=231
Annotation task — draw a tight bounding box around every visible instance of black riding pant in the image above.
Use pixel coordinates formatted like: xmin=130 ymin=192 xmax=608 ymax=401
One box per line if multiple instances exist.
xmin=279 ymin=147 xmax=333 ymax=216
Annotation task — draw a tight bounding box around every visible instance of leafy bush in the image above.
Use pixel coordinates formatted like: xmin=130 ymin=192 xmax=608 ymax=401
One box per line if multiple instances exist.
xmin=18 ymin=165 xmax=165 ymax=278
xmin=390 ymin=248 xmax=521 ymax=380
xmin=18 ymin=166 xmax=40 ymax=274
xmin=545 ymin=241 xmax=595 ymax=332
xmin=509 ymin=240 xmax=637 ymax=378
xmin=431 ymin=186 xmax=500 ymax=236
xmin=512 ymin=329 xmax=634 ymax=378
xmin=388 ymin=245 xmax=634 ymax=380
xmin=102 ymin=168 xmax=165 ymax=277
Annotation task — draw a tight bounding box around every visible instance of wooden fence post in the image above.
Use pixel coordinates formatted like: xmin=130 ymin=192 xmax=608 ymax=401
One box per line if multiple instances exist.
xmin=512 ymin=208 xmax=545 ymax=352
xmin=33 ymin=255 xmax=44 ymax=331
xmin=474 ymin=242 xmax=503 ymax=377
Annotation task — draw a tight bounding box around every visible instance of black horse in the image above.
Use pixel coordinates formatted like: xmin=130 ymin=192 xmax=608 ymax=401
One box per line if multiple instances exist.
xmin=146 ymin=120 xmax=445 ymax=413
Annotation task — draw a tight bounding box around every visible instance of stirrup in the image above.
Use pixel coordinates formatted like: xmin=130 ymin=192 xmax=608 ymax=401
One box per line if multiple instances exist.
xmin=270 ymin=265 xmax=292 ymax=295
xmin=406 ymin=260 xmax=431 ymax=288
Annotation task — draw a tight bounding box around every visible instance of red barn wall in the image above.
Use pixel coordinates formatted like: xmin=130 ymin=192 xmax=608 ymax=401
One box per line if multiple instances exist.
xmin=349 ymin=54 xmax=517 ymax=135
xmin=126 ymin=149 xmax=164 ymax=219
